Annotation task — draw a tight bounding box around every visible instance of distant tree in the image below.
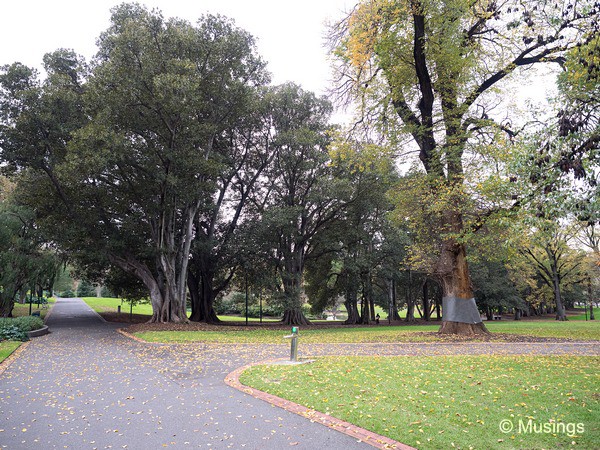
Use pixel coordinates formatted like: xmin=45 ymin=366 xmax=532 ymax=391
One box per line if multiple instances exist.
xmin=0 ymin=197 xmax=60 ymax=316
xmin=520 ymin=221 xmax=586 ymax=320
xmin=76 ymin=279 xmax=96 ymax=298
xmin=253 ymin=83 xmax=337 ymax=325
xmin=470 ymin=260 xmax=523 ymax=320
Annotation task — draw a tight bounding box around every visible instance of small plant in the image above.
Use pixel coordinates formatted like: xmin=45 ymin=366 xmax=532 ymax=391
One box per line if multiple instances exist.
xmin=0 ymin=324 xmax=28 ymax=342
xmin=13 ymin=316 xmax=44 ymax=331
xmin=0 ymin=316 xmax=44 ymax=341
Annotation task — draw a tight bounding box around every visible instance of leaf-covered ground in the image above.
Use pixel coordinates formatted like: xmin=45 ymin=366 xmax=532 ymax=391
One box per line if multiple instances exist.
xmin=240 ymin=356 xmax=600 ymax=449
xmin=129 ymin=320 xmax=600 ymax=344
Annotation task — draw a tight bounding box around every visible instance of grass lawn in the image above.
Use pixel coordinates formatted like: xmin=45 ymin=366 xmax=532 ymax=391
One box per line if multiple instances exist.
xmin=0 ymin=341 xmax=21 ymax=363
xmin=81 ymin=297 xmax=155 ymax=315
xmin=134 ymin=320 xmax=600 ymax=344
xmin=81 ymin=297 xmax=285 ymax=322
xmin=240 ymin=355 xmax=600 ymax=450
xmin=485 ymin=320 xmax=600 ymax=340
xmin=11 ymin=298 xmax=55 ymax=319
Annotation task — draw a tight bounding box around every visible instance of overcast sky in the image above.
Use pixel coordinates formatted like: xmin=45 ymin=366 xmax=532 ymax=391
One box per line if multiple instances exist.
xmin=1 ymin=0 xmax=355 ymax=97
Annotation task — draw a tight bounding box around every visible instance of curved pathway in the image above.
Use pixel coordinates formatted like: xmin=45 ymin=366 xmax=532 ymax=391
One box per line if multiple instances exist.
xmin=0 ymin=299 xmax=370 ymax=449
xmin=1 ymin=298 xmax=598 ymax=449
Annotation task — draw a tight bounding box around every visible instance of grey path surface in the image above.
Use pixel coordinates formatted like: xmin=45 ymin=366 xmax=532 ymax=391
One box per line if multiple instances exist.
xmin=1 ymin=299 xmax=599 ymax=450
xmin=0 ymin=299 xmax=369 ymax=450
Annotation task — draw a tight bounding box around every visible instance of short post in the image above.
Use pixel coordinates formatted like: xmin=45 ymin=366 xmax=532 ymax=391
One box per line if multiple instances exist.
xmin=117 ymin=305 xmax=121 ymax=314
xmin=284 ymin=326 xmax=300 ymax=362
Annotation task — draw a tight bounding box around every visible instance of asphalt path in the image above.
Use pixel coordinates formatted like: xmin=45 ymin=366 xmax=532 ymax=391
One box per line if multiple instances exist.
xmin=1 ymin=298 xmax=598 ymax=449
xmin=0 ymin=298 xmax=370 ymax=449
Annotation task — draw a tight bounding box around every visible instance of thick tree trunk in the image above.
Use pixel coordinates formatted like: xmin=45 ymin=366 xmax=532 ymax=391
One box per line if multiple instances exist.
xmin=344 ymin=270 xmax=361 ymax=324
xmin=280 ymin=264 xmax=311 ymax=326
xmin=390 ymin=278 xmax=401 ymax=320
xmin=359 ymin=296 xmax=370 ymax=324
xmin=0 ymin=294 xmax=14 ymax=318
xmin=365 ymin=273 xmax=376 ymax=323
xmin=553 ymin=274 xmax=567 ymax=321
xmin=437 ymin=239 xmax=488 ymax=335
xmin=188 ymin=269 xmax=220 ymax=323
xmin=422 ymin=279 xmax=430 ymax=321
xmin=405 ymin=269 xmax=416 ymax=322
xmin=282 ymin=308 xmax=311 ymax=325
xmin=110 ymin=253 xmax=183 ymax=323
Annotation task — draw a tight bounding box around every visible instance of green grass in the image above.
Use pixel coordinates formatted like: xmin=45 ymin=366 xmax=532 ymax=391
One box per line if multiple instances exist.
xmin=11 ymin=298 xmax=55 ymax=319
xmin=240 ymin=356 xmax=600 ymax=450
xmin=81 ymin=297 xmax=285 ymax=322
xmin=81 ymin=297 xmax=154 ymax=315
xmin=485 ymin=320 xmax=600 ymax=340
xmin=0 ymin=341 xmax=21 ymax=363
xmin=134 ymin=320 xmax=600 ymax=344
xmin=215 ymin=315 xmax=280 ymax=323
xmin=134 ymin=325 xmax=442 ymax=344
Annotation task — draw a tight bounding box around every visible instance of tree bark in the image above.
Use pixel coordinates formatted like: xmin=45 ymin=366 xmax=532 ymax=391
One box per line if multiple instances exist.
xmin=282 ymin=308 xmax=311 ymax=326
xmin=553 ymin=274 xmax=567 ymax=321
xmin=188 ymin=264 xmax=220 ymax=324
xmin=422 ymin=279 xmax=430 ymax=321
xmin=390 ymin=278 xmax=401 ymax=320
xmin=280 ymin=265 xmax=311 ymax=325
xmin=344 ymin=274 xmax=361 ymax=324
xmin=0 ymin=294 xmax=14 ymax=318
xmin=437 ymin=237 xmax=488 ymax=335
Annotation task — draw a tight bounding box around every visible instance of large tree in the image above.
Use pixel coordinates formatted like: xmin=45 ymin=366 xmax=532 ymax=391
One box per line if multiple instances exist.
xmin=331 ymin=0 xmax=598 ymax=334
xmin=0 ymin=4 xmax=269 ymax=322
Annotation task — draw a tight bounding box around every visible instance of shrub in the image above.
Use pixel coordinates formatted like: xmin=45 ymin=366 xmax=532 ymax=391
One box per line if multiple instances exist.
xmin=13 ymin=316 xmax=44 ymax=331
xmin=0 ymin=316 xmax=44 ymax=341
xmin=61 ymin=289 xmax=75 ymax=297
xmin=0 ymin=324 xmax=28 ymax=341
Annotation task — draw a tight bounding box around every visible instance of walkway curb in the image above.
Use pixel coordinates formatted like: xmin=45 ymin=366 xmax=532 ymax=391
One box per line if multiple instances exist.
xmin=0 ymin=341 xmax=30 ymax=376
xmin=225 ymin=360 xmax=416 ymax=450
xmin=27 ymin=325 xmax=49 ymax=338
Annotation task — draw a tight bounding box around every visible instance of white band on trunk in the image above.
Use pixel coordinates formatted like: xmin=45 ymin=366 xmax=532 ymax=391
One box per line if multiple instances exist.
xmin=442 ymin=296 xmax=482 ymax=324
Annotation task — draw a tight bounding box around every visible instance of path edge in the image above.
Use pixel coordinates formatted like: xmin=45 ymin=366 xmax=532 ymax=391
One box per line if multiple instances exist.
xmin=225 ymin=360 xmax=416 ymax=450
xmin=0 ymin=341 xmax=31 ymax=376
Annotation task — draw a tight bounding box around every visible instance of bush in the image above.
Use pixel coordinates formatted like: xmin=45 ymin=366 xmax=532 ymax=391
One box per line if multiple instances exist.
xmin=0 ymin=325 xmax=28 ymax=341
xmin=61 ymin=289 xmax=75 ymax=297
xmin=13 ymin=316 xmax=44 ymax=331
xmin=77 ymin=279 xmax=97 ymax=297
xmin=0 ymin=316 xmax=44 ymax=341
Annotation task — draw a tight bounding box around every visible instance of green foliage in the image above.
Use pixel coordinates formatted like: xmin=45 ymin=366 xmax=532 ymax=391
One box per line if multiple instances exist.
xmin=0 ymin=187 xmax=62 ymax=317
xmin=471 ymin=260 xmax=523 ymax=314
xmin=0 ymin=324 xmax=28 ymax=341
xmin=60 ymin=289 xmax=75 ymax=298
xmin=76 ymin=279 xmax=96 ymax=297
xmin=0 ymin=316 xmax=44 ymax=341
xmin=0 ymin=4 xmax=271 ymax=323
